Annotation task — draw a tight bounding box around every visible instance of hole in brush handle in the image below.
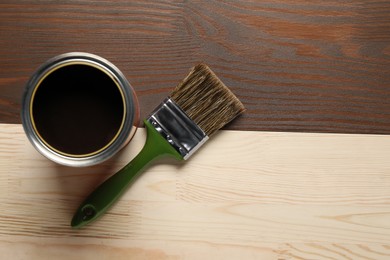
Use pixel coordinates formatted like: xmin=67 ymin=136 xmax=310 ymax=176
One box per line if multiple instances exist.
xmin=81 ymin=205 xmax=97 ymax=221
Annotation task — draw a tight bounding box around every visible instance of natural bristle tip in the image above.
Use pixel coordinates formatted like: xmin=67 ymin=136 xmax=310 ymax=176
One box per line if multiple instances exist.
xmin=170 ymin=64 xmax=245 ymax=136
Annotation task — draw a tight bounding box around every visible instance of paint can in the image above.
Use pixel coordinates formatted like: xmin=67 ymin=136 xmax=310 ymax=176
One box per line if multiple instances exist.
xmin=21 ymin=52 xmax=139 ymax=167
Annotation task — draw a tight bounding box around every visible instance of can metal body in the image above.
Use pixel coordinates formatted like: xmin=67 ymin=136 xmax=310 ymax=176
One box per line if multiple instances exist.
xmin=21 ymin=52 xmax=139 ymax=167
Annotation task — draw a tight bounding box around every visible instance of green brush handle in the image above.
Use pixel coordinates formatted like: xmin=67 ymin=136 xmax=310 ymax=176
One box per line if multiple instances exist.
xmin=71 ymin=120 xmax=183 ymax=228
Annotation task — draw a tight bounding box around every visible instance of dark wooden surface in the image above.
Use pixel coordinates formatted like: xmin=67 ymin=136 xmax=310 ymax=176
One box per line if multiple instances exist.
xmin=1 ymin=1 xmax=390 ymax=134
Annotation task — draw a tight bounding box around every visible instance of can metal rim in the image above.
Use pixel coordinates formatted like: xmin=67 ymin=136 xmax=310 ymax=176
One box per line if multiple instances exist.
xmin=21 ymin=52 xmax=139 ymax=167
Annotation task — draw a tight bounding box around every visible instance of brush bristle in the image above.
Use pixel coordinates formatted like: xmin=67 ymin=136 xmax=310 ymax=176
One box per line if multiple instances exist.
xmin=170 ymin=63 xmax=245 ymax=136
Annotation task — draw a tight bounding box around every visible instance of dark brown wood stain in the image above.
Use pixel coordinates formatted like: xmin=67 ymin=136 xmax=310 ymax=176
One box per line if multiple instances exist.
xmin=32 ymin=64 xmax=124 ymax=155
xmin=0 ymin=1 xmax=389 ymax=134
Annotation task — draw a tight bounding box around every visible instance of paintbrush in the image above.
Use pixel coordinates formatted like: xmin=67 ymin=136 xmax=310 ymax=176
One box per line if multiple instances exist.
xmin=71 ymin=63 xmax=245 ymax=228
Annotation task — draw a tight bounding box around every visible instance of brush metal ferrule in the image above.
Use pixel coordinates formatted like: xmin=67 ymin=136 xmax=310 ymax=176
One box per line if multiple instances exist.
xmin=146 ymin=98 xmax=208 ymax=160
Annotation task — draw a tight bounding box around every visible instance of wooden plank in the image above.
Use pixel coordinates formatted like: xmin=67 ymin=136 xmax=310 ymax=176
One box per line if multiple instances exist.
xmin=0 ymin=124 xmax=389 ymax=259
xmin=0 ymin=1 xmax=390 ymax=134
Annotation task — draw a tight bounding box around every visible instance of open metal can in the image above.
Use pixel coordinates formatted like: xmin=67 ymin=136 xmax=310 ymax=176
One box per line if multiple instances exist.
xmin=21 ymin=52 xmax=139 ymax=167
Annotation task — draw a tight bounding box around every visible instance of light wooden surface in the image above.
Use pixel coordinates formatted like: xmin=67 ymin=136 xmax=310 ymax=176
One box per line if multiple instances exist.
xmin=0 ymin=123 xmax=390 ymax=259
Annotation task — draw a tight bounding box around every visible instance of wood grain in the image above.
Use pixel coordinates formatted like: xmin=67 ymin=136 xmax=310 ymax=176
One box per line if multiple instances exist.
xmin=0 ymin=1 xmax=390 ymax=134
xmin=0 ymin=123 xmax=389 ymax=259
